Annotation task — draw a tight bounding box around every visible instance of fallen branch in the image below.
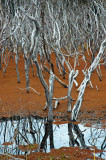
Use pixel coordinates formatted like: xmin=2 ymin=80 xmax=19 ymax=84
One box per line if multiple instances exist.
xmin=53 ymin=96 xmax=68 ymax=101
xmin=16 ymin=86 xmax=41 ymax=95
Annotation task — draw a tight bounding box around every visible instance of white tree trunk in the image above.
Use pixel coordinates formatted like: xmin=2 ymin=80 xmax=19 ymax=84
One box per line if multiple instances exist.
xmin=48 ymin=71 xmax=55 ymax=122
xmin=72 ymin=38 xmax=106 ymax=121
xmin=15 ymin=45 xmax=20 ymax=83
xmin=33 ymin=58 xmax=49 ymax=104
xmin=67 ymin=70 xmax=74 ymax=112
xmin=25 ymin=56 xmax=30 ymax=93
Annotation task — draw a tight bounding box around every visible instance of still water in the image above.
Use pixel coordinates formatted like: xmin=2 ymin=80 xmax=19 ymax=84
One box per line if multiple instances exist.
xmin=0 ymin=115 xmax=105 ymax=159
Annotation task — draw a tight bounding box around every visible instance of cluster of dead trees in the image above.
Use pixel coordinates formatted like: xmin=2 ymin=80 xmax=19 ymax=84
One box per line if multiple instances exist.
xmin=0 ymin=0 xmax=106 ymax=121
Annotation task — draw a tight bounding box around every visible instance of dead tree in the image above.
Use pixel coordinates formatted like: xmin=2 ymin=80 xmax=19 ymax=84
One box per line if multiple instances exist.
xmin=10 ymin=38 xmax=20 ymax=83
xmin=24 ymin=55 xmax=31 ymax=92
xmin=67 ymin=70 xmax=74 ymax=112
xmin=48 ymin=71 xmax=55 ymax=122
xmin=72 ymin=39 xmax=106 ymax=121
xmin=15 ymin=44 xmax=20 ymax=83
xmin=0 ymin=0 xmax=105 ymax=123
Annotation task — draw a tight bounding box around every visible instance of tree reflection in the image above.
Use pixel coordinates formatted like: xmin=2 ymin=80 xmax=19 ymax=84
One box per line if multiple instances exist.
xmin=0 ymin=116 xmax=105 ymax=159
xmin=68 ymin=123 xmax=88 ymax=149
xmin=40 ymin=122 xmax=54 ymax=152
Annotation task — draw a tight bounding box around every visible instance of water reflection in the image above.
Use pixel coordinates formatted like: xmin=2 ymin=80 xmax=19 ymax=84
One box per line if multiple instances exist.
xmin=0 ymin=116 xmax=105 ymax=159
xmin=40 ymin=122 xmax=54 ymax=152
xmin=68 ymin=123 xmax=88 ymax=149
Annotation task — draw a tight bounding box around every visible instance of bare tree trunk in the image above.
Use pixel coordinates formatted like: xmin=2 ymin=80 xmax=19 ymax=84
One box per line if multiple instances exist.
xmin=0 ymin=53 xmax=1 ymax=70
xmin=44 ymin=66 xmax=68 ymax=88
xmin=25 ymin=56 xmax=31 ymax=93
xmin=0 ymin=0 xmax=2 ymax=70
xmin=33 ymin=58 xmax=49 ymax=106
xmin=15 ymin=45 xmax=20 ymax=83
xmin=15 ymin=54 xmax=20 ymax=83
xmin=56 ymin=58 xmax=62 ymax=75
xmin=72 ymin=39 xmax=106 ymax=121
xmin=102 ymin=54 xmax=106 ymax=69
xmin=41 ymin=2 xmax=54 ymax=74
xmin=48 ymin=71 xmax=55 ymax=122
xmin=96 ymin=67 xmax=102 ymax=81
xmin=30 ymin=60 xmax=35 ymax=77
xmin=54 ymin=50 xmax=66 ymax=79
xmin=67 ymin=70 xmax=74 ymax=112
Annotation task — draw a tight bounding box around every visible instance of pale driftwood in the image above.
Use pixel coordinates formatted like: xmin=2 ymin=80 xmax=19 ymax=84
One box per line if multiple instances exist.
xmin=48 ymin=71 xmax=55 ymax=122
xmin=72 ymin=39 xmax=106 ymax=121
xmin=43 ymin=66 xmax=68 ymax=88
